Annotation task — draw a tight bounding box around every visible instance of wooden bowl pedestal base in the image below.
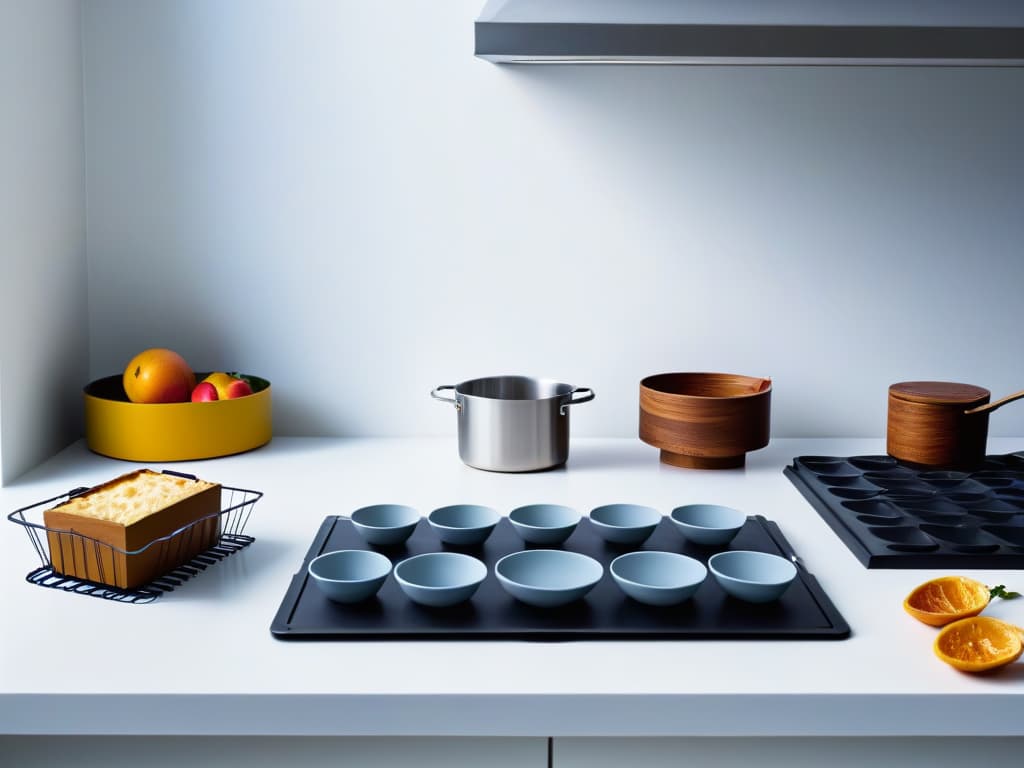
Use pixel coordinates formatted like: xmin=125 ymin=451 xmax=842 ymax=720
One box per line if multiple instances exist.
xmin=660 ymin=451 xmax=745 ymax=470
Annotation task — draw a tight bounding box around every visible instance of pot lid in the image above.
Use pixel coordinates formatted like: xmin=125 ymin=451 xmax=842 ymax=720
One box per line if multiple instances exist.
xmin=889 ymin=381 xmax=991 ymax=405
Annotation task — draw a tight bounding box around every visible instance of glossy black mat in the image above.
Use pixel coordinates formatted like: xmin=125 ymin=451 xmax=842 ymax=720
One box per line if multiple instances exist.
xmin=270 ymin=514 xmax=849 ymax=640
xmin=785 ymin=453 xmax=1024 ymax=568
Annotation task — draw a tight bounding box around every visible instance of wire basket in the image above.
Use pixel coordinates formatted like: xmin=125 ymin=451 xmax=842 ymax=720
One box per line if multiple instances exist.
xmin=7 ymin=470 xmax=261 ymax=604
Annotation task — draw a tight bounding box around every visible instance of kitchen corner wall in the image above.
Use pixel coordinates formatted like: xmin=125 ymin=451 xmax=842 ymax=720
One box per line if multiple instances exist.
xmin=0 ymin=1 xmax=87 ymax=484
xmin=81 ymin=1 xmax=1024 ymax=441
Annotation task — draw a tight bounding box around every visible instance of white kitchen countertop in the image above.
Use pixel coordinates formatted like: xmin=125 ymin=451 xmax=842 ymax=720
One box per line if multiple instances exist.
xmin=2 ymin=437 xmax=1023 ymax=737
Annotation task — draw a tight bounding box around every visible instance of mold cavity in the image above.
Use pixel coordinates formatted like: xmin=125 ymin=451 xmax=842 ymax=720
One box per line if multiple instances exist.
xmin=903 ymin=499 xmax=967 ymax=516
xmin=946 ymin=492 xmax=989 ymax=505
xmin=969 ymin=507 xmax=1021 ymax=522
xmin=857 ymin=514 xmax=904 ymax=526
xmin=971 ymin=469 xmax=1020 ymax=480
xmin=971 ymin=477 xmax=1014 ymax=489
xmin=983 ymin=526 xmax=1024 ymax=548
xmin=801 ymin=458 xmax=850 ymax=474
xmin=850 ymin=456 xmax=898 ymax=471
xmin=919 ymin=524 xmax=999 ymax=553
xmin=869 ymin=526 xmax=938 ymax=551
xmin=884 ymin=491 xmax=937 ymax=504
xmin=920 ymin=471 xmax=968 ymax=481
xmin=841 ymin=500 xmax=901 ymax=517
xmin=868 ymin=478 xmax=935 ymax=494
xmin=909 ymin=511 xmax=972 ymax=526
xmin=821 ymin=475 xmax=881 ymax=490
xmin=829 ymin=488 xmax=879 ymax=500
xmin=928 ymin=478 xmax=990 ymax=494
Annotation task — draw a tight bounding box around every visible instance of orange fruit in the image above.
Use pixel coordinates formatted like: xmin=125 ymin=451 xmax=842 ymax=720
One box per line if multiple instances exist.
xmin=122 ymin=348 xmax=196 ymax=404
xmin=934 ymin=616 xmax=1024 ymax=673
xmin=903 ymin=575 xmax=991 ymax=627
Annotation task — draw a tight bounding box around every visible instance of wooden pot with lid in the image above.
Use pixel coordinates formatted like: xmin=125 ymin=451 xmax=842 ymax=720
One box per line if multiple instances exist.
xmin=887 ymin=381 xmax=1024 ymax=468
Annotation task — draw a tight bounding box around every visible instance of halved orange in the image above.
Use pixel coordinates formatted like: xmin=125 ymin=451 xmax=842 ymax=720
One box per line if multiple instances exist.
xmin=934 ymin=616 xmax=1024 ymax=673
xmin=903 ymin=576 xmax=991 ymax=627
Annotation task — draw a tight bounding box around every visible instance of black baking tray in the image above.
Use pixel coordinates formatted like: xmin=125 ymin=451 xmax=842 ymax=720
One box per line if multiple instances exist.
xmin=785 ymin=452 xmax=1024 ymax=569
xmin=270 ymin=514 xmax=849 ymax=640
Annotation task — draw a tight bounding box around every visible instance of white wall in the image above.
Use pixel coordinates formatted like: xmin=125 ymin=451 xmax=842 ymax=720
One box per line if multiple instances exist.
xmin=0 ymin=0 xmax=87 ymax=484
xmin=82 ymin=0 xmax=1024 ymax=440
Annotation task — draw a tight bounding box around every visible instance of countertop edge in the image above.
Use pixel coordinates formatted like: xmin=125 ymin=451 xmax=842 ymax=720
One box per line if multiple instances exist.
xmin=3 ymin=693 xmax=1023 ymax=737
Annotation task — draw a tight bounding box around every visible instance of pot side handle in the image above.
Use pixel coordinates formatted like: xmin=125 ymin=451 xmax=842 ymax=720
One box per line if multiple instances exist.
xmin=431 ymin=385 xmax=460 ymax=410
xmin=560 ymin=387 xmax=595 ymax=416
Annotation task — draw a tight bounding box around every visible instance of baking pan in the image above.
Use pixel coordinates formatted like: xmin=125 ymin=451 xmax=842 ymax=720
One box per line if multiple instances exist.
xmin=785 ymin=452 xmax=1024 ymax=568
xmin=270 ymin=514 xmax=849 ymax=640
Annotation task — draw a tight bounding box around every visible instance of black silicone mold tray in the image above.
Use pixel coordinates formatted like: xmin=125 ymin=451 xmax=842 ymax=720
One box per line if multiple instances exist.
xmin=270 ymin=514 xmax=849 ymax=640
xmin=785 ymin=453 xmax=1024 ymax=569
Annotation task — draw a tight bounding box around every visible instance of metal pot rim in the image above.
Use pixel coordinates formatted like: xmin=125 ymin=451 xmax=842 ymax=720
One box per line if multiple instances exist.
xmin=454 ymin=375 xmax=578 ymax=402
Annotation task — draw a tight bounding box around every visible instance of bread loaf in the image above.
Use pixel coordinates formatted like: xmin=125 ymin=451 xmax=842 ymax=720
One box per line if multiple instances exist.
xmin=44 ymin=469 xmax=222 ymax=589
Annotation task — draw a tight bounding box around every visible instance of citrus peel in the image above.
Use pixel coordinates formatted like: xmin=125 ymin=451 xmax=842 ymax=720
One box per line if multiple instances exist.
xmin=933 ymin=616 xmax=1024 ymax=673
xmin=903 ymin=575 xmax=991 ymax=627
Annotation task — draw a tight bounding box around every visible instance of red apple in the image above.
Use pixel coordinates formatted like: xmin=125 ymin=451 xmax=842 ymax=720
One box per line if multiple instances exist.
xmin=201 ymin=372 xmax=255 ymax=399
xmin=190 ymin=381 xmax=219 ymax=402
xmin=224 ymin=378 xmax=253 ymax=399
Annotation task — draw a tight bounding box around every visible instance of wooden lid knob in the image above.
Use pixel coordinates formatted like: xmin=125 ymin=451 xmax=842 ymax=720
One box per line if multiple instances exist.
xmin=889 ymin=381 xmax=990 ymax=405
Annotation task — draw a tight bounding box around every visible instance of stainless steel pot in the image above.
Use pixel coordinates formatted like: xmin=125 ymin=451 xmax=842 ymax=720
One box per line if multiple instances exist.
xmin=431 ymin=376 xmax=595 ymax=472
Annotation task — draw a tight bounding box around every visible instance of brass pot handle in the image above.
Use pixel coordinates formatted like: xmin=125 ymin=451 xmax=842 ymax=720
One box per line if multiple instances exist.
xmin=964 ymin=388 xmax=1024 ymax=416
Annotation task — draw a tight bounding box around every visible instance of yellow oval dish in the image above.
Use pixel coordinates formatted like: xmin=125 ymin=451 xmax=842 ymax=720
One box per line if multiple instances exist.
xmin=84 ymin=373 xmax=272 ymax=461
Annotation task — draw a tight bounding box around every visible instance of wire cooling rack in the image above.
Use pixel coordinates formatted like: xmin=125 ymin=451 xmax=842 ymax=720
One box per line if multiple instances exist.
xmin=8 ymin=471 xmax=261 ymax=604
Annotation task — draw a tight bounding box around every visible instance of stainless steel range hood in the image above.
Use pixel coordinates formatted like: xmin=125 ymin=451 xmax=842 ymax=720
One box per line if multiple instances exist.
xmin=475 ymin=0 xmax=1024 ymax=65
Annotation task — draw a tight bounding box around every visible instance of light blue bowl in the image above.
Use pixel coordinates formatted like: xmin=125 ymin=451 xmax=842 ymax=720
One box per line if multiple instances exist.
xmin=394 ymin=552 xmax=487 ymax=607
xmin=508 ymin=504 xmax=581 ymax=545
xmin=428 ymin=504 xmax=500 ymax=546
xmin=307 ymin=549 xmax=392 ymax=604
xmin=708 ymin=550 xmax=797 ymax=604
xmin=589 ymin=504 xmax=662 ymax=545
xmin=610 ymin=551 xmax=707 ymax=606
xmin=669 ymin=504 xmax=747 ymax=546
xmin=495 ymin=549 xmax=603 ymax=607
xmin=351 ymin=504 xmax=420 ymax=546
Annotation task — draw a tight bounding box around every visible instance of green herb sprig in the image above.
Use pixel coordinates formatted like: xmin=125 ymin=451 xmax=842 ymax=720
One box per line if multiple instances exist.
xmin=989 ymin=585 xmax=1021 ymax=600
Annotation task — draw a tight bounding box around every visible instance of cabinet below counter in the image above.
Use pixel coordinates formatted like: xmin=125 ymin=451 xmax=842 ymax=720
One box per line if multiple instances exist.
xmin=2 ymin=437 xmax=1023 ymax=739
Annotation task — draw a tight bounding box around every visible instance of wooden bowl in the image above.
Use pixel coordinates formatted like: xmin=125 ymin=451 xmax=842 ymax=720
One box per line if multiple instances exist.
xmin=84 ymin=373 xmax=272 ymax=461
xmin=639 ymin=372 xmax=771 ymax=469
